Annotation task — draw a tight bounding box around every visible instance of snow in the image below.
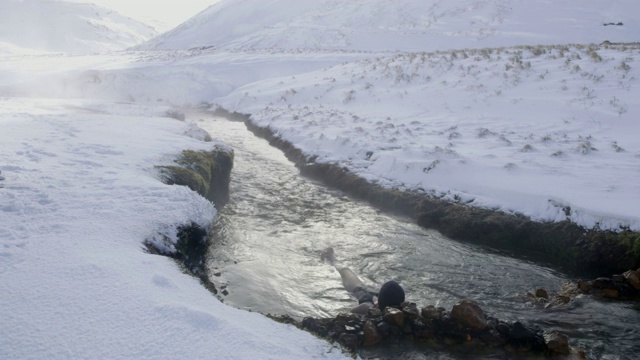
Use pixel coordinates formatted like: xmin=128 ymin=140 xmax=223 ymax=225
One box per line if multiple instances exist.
xmin=0 ymin=98 xmax=347 ymax=359
xmin=2 ymin=0 xmax=640 ymax=358
xmin=0 ymin=0 xmax=158 ymax=54
xmin=140 ymin=0 xmax=640 ymax=52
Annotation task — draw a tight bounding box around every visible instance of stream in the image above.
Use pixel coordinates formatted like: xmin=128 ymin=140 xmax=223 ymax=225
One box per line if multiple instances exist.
xmin=199 ymin=114 xmax=640 ymax=359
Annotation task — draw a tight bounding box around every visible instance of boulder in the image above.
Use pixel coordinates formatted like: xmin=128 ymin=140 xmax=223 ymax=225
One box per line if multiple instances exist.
xmin=451 ymin=300 xmax=488 ymax=331
xmin=401 ymin=302 xmax=421 ymax=319
xmin=535 ymin=288 xmax=549 ymax=299
xmin=421 ymin=305 xmax=445 ymax=321
xmin=623 ymin=270 xmax=640 ymax=290
xmin=544 ymin=331 xmax=570 ymax=355
xmin=592 ymin=277 xmax=616 ymax=290
xmin=577 ymin=279 xmax=592 ymax=292
xmin=383 ymin=307 xmax=405 ymax=328
xmin=338 ymin=333 xmax=359 ymax=351
xmin=363 ymin=320 xmax=382 ymax=346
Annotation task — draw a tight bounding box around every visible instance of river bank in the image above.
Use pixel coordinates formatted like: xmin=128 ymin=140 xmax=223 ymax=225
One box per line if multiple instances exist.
xmin=213 ymin=107 xmax=640 ymax=276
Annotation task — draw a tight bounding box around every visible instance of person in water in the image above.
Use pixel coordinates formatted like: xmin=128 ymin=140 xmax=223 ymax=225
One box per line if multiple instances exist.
xmin=321 ymin=247 xmax=405 ymax=314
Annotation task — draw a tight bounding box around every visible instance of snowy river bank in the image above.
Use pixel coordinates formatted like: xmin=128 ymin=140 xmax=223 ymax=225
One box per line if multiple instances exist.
xmin=197 ymin=112 xmax=640 ymax=359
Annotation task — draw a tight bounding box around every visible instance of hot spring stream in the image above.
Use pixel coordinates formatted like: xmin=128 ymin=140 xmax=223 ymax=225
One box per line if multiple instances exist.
xmin=198 ymin=114 xmax=639 ymax=359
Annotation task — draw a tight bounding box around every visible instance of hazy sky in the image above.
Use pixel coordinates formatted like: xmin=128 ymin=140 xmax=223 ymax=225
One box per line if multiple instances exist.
xmin=66 ymin=0 xmax=219 ymax=30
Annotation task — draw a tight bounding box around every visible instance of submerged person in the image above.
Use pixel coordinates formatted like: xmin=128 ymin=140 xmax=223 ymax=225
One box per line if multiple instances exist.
xmin=321 ymin=247 xmax=405 ymax=314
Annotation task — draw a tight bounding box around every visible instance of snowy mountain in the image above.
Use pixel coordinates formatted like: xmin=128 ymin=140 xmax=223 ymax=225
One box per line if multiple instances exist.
xmin=0 ymin=0 xmax=158 ymax=53
xmin=140 ymin=0 xmax=639 ymax=52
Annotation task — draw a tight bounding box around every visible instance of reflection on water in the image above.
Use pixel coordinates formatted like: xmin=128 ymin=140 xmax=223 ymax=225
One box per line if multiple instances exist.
xmin=200 ymin=114 xmax=640 ymax=359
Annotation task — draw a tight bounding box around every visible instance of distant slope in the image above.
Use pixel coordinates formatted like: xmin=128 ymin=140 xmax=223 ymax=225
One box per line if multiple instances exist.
xmin=0 ymin=0 xmax=158 ymax=53
xmin=139 ymin=0 xmax=639 ymax=52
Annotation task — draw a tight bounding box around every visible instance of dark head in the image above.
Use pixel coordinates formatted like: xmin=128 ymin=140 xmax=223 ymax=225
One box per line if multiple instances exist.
xmin=377 ymin=280 xmax=405 ymax=311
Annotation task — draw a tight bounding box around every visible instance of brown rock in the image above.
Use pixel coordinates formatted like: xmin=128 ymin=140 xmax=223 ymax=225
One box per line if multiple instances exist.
xmin=535 ymin=288 xmax=549 ymax=299
xmin=451 ymin=300 xmax=488 ymax=331
xmin=402 ymin=302 xmax=421 ymax=319
xmin=362 ymin=320 xmax=382 ymax=346
xmin=383 ymin=307 xmax=405 ymax=328
xmin=623 ymin=270 xmax=640 ymax=290
xmin=421 ymin=305 xmax=444 ymax=321
xmin=544 ymin=331 xmax=570 ymax=355
xmin=602 ymin=288 xmax=620 ymax=299
xmin=577 ymin=279 xmax=592 ymax=292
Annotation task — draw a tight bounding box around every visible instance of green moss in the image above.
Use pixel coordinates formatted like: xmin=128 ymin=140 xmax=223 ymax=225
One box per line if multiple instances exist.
xmin=157 ymin=147 xmax=233 ymax=207
xmin=157 ymin=165 xmax=208 ymax=196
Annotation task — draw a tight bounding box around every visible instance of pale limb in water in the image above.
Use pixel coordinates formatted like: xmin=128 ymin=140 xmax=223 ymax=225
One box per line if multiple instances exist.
xmin=321 ymin=247 xmax=404 ymax=314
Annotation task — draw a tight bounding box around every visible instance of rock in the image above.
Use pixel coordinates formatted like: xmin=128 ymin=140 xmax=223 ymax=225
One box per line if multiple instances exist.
xmin=451 ymin=300 xmax=488 ymax=331
xmin=363 ymin=320 xmax=382 ymax=346
xmin=367 ymin=307 xmax=382 ymax=318
xmin=577 ymin=279 xmax=592 ymax=292
xmin=545 ymin=295 xmax=570 ymax=308
xmin=544 ymin=331 xmax=570 ymax=355
xmin=599 ymin=288 xmax=619 ymax=299
xmin=402 ymin=302 xmax=421 ymax=319
xmin=507 ymin=322 xmax=547 ymax=353
xmin=623 ymin=270 xmax=640 ymax=290
xmin=480 ymin=328 xmax=508 ymax=347
xmin=421 ymin=305 xmax=445 ymax=321
xmin=383 ymin=307 xmax=405 ymax=328
xmin=338 ymin=333 xmax=359 ymax=351
xmin=535 ymin=288 xmax=549 ymax=299
xmin=592 ymin=277 xmax=615 ymax=290
xmin=612 ymin=274 xmax=625 ymax=283
xmin=376 ymin=321 xmax=392 ymax=336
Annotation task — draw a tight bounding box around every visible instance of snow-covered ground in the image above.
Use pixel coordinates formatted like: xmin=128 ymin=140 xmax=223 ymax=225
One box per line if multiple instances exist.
xmin=2 ymin=0 xmax=640 ymax=358
xmin=141 ymin=0 xmax=638 ymax=52
xmin=0 ymin=98 xmax=348 ymax=359
xmin=218 ymin=43 xmax=640 ymax=230
xmin=0 ymin=0 xmax=158 ymax=53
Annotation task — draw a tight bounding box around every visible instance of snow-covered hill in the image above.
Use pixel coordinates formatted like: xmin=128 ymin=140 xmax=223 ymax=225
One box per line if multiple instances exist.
xmin=0 ymin=0 xmax=158 ymax=53
xmin=140 ymin=0 xmax=639 ymax=51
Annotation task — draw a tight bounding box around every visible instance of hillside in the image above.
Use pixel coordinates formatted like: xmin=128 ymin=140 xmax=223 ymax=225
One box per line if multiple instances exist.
xmin=140 ymin=0 xmax=639 ymax=51
xmin=0 ymin=0 xmax=158 ymax=53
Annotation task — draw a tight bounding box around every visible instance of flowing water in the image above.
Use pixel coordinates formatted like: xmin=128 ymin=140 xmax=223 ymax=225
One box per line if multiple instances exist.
xmin=199 ymin=114 xmax=640 ymax=359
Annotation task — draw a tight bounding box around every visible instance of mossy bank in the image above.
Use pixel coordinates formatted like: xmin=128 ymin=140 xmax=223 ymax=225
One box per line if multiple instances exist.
xmin=213 ymin=107 xmax=640 ymax=276
xmin=149 ymin=147 xmax=233 ymax=292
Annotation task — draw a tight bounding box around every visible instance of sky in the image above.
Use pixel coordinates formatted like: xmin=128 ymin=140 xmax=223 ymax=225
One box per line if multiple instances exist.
xmin=67 ymin=0 xmax=219 ymax=31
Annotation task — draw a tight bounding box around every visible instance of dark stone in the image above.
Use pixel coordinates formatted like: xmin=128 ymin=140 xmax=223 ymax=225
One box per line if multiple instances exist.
xmin=421 ymin=305 xmax=445 ymax=321
xmin=383 ymin=307 xmax=405 ymax=328
xmin=592 ymin=277 xmax=616 ymax=289
xmin=535 ymin=288 xmax=549 ymax=299
xmin=338 ymin=333 xmax=359 ymax=351
xmin=376 ymin=321 xmax=392 ymax=336
xmin=402 ymin=302 xmax=421 ymax=319
xmin=544 ymin=331 xmax=570 ymax=355
xmin=612 ymin=274 xmax=625 ymax=283
xmin=480 ymin=328 xmax=508 ymax=347
xmin=363 ymin=320 xmax=382 ymax=346
xmin=367 ymin=308 xmax=382 ymax=318
xmin=506 ymin=322 xmax=547 ymax=353
xmin=577 ymin=279 xmax=592 ymax=292
xmin=451 ymin=300 xmax=488 ymax=330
